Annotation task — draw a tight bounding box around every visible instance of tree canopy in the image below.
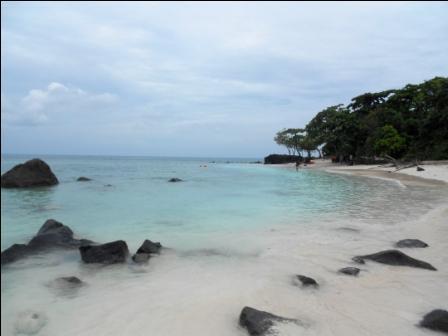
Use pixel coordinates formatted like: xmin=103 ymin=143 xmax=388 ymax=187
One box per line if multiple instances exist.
xmin=274 ymin=77 xmax=448 ymax=161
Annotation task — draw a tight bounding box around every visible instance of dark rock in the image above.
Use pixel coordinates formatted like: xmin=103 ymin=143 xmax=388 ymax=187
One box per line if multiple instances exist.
xmin=132 ymin=239 xmax=162 ymax=264
xmin=338 ymin=267 xmax=360 ymax=276
xmin=1 ymin=219 xmax=92 ymax=266
xmin=395 ymin=239 xmax=428 ymax=248
xmin=239 ymin=306 xmax=297 ymax=335
xmin=77 ymin=176 xmax=91 ymax=182
xmin=420 ymin=309 xmax=448 ymax=333
xmin=354 ymin=250 xmax=436 ymax=271
xmin=136 ymin=239 xmax=162 ymax=254
xmin=28 ymin=219 xmax=88 ymax=250
xmin=168 ymin=178 xmax=183 ymax=182
xmin=264 ymin=154 xmax=302 ymax=165
xmin=295 ymin=275 xmax=318 ymax=288
xmin=79 ymin=240 xmax=129 ymax=264
xmin=1 ymin=244 xmax=30 ymax=265
xmin=132 ymin=253 xmax=150 ymax=263
xmin=417 ymin=167 xmax=425 ymax=172
xmin=1 ymin=158 xmax=59 ymax=188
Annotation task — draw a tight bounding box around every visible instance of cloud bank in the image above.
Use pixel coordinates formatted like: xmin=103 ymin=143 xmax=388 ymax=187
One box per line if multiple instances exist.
xmin=1 ymin=2 xmax=447 ymax=157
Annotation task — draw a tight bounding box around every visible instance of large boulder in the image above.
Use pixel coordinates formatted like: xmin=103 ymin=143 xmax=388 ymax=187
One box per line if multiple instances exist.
xmin=79 ymin=240 xmax=129 ymax=264
xmin=239 ymin=306 xmax=298 ymax=336
xmin=420 ymin=309 xmax=448 ymax=333
xmin=264 ymin=154 xmax=302 ymax=164
xmin=354 ymin=250 xmax=436 ymax=271
xmin=1 ymin=159 xmax=58 ymax=188
xmin=394 ymin=239 xmax=428 ymax=248
xmin=1 ymin=219 xmax=92 ymax=266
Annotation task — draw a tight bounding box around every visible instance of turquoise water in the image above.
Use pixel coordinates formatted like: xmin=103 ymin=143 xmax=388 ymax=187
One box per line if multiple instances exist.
xmin=2 ymin=155 xmax=447 ymax=251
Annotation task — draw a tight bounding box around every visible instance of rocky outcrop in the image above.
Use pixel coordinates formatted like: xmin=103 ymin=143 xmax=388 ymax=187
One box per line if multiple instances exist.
xmin=338 ymin=267 xmax=360 ymax=276
xmin=354 ymin=250 xmax=436 ymax=271
xmin=79 ymin=240 xmax=129 ymax=264
xmin=77 ymin=177 xmax=92 ymax=182
xmin=239 ymin=306 xmax=297 ymax=335
xmin=420 ymin=309 xmax=448 ymax=333
xmin=295 ymin=275 xmax=319 ymax=288
xmin=1 ymin=159 xmax=59 ymax=188
xmin=132 ymin=239 xmax=162 ymax=263
xmin=168 ymin=178 xmax=183 ymax=182
xmin=264 ymin=154 xmax=302 ymax=164
xmin=394 ymin=239 xmax=428 ymax=248
xmin=1 ymin=219 xmax=92 ymax=265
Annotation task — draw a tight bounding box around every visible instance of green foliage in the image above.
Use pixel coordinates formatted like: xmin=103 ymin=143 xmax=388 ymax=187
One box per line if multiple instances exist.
xmin=372 ymin=125 xmax=406 ymax=157
xmin=274 ymin=128 xmax=306 ymax=156
xmin=285 ymin=76 xmax=448 ymax=160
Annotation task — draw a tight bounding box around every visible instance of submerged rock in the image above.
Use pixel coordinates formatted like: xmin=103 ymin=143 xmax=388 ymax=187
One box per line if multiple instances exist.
xmin=79 ymin=240 xmax=129 ymax=264
xmin=417 ymin=166 xmax=425 ymax=172
xmin=295 ymin=275 xmax=319 ymax=288
xmin=352 ymin=256 xmax=365 ymax=264
xmin=14 ymin=310 xmax=47 ymax=335
xmin=132 ymin=239 xmax=162 ymax=263
xmin=1 ymin=158 xmax=59 ymax=188
xmin=394 ymin=239 xmax=428 ymax=248
xmin=54 ymin=276 xmax=84 ymax=288
xmin=132 ymin=253 xmax=150 ymax=263
xmin=338 ymin=267 xmax=360 ymax=276
xmin=1 ymin=219 xmax=92 ymax=266
xmin=420 ymin=309 xmax=448 ymax=333
xmin=77 ymin=176 xmax=91 ymax=182
xmin=239 ymin=306 xmax=298 ymax=335
xmin=354 ymin=250 xmax=436 ymax=271
xmin=168 ymin=178 xmax=183 ymax=182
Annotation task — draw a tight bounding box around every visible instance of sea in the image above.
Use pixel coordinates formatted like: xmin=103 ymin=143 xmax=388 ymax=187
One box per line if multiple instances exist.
xmin=2 ymin=155 xmax=447 ymax=336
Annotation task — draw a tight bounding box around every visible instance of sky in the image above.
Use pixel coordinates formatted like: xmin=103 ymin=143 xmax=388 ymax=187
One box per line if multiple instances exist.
xmin=1 ymin=1 xmax=447 ymax=158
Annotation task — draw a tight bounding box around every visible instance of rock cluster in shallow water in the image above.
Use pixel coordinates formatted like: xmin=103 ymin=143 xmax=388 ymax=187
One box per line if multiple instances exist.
xmin=1 ymin=219 xmax=92 ymax=265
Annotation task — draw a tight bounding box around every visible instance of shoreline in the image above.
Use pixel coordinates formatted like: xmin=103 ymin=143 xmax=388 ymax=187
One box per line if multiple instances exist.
xmin=267 ymin=159 xmax=448 ymax=186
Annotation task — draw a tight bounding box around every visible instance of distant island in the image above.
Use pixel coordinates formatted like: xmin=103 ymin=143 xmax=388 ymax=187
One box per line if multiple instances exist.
xmin=268 ymin=77 xmax=448 ymax=164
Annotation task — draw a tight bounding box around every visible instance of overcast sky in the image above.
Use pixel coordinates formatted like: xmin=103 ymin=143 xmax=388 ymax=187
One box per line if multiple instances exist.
xmin=1 ymin=1 xmax=447 ymax=157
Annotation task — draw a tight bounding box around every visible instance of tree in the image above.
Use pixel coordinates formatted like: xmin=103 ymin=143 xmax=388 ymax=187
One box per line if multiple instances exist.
xmin=372 ymin=125 xmax=406 ymax=157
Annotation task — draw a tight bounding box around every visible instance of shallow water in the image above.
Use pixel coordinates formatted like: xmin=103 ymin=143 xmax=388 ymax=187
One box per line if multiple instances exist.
xmin=1 ymin=155 xmax=448 ymax=335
